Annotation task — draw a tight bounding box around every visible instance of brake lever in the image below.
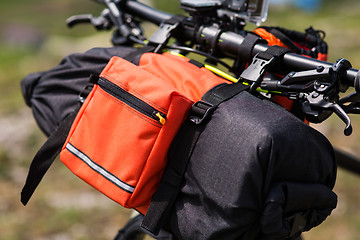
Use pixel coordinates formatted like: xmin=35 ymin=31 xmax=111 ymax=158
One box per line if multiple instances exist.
xmin=66 ymin=10 xmax=112 ymax=30
xmin=66 ymin=14 xmax=93 ymax=27
xmin=305 ymin=88 xmax=352 ymax=136
xmin=322 ymin=102 xmax=352 ymax=136
xmin=66 ymin=1 xmax=145 ymax=45
xmin=269 ymin=59 xmax=354 ymax=135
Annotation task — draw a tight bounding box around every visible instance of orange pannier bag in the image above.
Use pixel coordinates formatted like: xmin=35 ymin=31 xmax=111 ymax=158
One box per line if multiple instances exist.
xmin=59 ymin=52 xmax=228 ymax=212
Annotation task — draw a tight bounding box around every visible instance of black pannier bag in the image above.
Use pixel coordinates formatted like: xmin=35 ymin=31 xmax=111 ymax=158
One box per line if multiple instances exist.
xmin=21 ymin=46 xmax=139 ymax=136
xmin=21 ymin=46 xmax=337 ymax=240
xmin=166 ymin=90 xmax=337 ymax=240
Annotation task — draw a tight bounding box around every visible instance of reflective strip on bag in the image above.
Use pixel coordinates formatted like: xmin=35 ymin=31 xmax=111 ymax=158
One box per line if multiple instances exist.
xmin=65 ymin=143 xmax=135 ymax=193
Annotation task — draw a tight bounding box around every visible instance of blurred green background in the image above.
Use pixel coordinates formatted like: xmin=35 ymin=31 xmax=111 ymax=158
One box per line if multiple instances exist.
xmin=0 ymin=0 xmax=359 ymax=239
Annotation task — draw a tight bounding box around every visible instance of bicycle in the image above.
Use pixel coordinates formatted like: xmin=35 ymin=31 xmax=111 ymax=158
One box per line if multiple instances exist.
xmin=25 ymin=0 xmax=360 ymax=239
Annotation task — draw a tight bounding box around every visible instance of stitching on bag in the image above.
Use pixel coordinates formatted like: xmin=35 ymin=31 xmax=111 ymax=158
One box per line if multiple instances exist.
xmin=97 ymin=87 xmax=162 ymax=128
xmin=101 ymin=73 xmax=169 ymax=114
xmin=102 ymin=72 xmax=168 ymax=113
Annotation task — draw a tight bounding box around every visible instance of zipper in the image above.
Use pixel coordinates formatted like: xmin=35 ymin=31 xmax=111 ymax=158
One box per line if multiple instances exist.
xmin=98 ymin=77 xmax=166 ymax=125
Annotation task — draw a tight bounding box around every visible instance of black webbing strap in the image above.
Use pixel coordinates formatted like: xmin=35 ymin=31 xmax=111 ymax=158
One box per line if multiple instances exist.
xmin=240 ymin=45 xmax=291 ymax=93
xmin=238 ymin=33 xmax=266 ymax=63
xmin=21 ymin=104 xmax=81 ymax=205
xmin=188 ymin=59 xmax=205 ymax=68
xmin=256 ymin=45 xmax=291 ymax=71
xmin=202 ymin=82 xmax=250 ymax=103
xmin=141 ymin=82 xmax=250 ymax=235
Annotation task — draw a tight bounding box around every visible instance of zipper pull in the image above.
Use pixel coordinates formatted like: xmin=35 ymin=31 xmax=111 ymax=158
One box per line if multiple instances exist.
xmin=154 ymin=112 xmax=166 ymax=125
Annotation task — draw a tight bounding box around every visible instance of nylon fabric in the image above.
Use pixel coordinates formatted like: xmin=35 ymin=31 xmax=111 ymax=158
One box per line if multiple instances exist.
xmin=60 ymin=52 xmax=229 ymax=211
xmin=168 ymin=91 xmax=336 ymax=240
xmin=142 ymin=83 xmax=249 ymax=235
xmin=139 ymin=52 xmax=227 ymax=101
xmin=21 ymin=46 xmax=139 ymax=136
xmin=20 ymin=46 xmax=229 ymax=212
xmin=261 ymin=182 xmax=337 ymax=239
xmin=60 ymin=56 xmax=193 ymax=208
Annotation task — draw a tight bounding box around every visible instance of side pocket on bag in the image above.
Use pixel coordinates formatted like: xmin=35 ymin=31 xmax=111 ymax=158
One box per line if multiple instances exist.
xmin=59 ymin=56 xmax=194 ymax=210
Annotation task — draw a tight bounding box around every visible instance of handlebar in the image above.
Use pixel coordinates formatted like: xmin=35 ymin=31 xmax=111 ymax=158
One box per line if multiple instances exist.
xmin=125 ymin=0 xmax=172 ymax=25
xmin=66 ymin=0 xmax=360 ymax=134
xmin=122 ymin=0 xmax=360 ymax=89
xmin=65 ymin=0 xmax=360 ymax=172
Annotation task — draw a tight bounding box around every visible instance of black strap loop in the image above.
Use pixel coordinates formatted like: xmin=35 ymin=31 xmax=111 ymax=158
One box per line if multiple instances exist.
xmin=238 ymin=33 xmax=267 ymax=63
xmin=257 ymin=45 xmax=292 ymax=73
xmin=21 ymin=104 xmax=81 ymax=205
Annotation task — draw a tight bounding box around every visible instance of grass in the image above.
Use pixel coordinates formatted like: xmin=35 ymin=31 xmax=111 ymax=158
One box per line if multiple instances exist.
xmin=1 ymin=0 xmax=360 ymax=239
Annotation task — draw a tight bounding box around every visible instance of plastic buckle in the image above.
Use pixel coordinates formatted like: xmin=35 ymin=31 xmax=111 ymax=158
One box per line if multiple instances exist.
xmin=240 ymin=53 xmax=276 ymax=92
xmin=148 ymin=21 xmax=180 ymax=53
xmin=189 ymin=101 xmax=217 ymax=125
